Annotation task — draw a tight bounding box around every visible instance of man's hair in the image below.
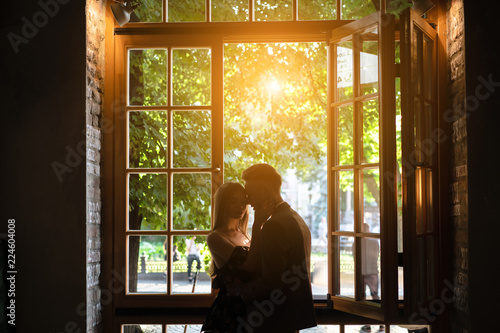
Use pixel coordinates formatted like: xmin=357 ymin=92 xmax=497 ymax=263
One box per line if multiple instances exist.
xmin=241 ymin=163 xmax=282 ymax=191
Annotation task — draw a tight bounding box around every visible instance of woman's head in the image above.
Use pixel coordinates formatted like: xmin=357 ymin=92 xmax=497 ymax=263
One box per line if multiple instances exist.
xmin=213 ymin=182 xmax=249 ymax=234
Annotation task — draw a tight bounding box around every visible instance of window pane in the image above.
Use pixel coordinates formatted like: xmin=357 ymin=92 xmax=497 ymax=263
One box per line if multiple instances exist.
xmin=168 ymin=0 xmax=205 ymax=22
xmin=129 ymin=49 xmax=168 ymax=106
xmin=360 ymin=29 xmax=379 ymax=95
xmin=172 ymin=173 xmax=211 ymax=230
xmin=167 ymin=325 xmax=203 ymax=332
xmin=128 ymin=236 xmax=168 ymax=294
xmin=338 ymin=170 xmax=354 ymax=231
xmin=129 ymin=111 xmax=168 ymax=168
xmin=212 ymin=0 xmax=249 ymax=21
xmin=172 ymin=235 xmax=210 ymax=294
xmin=363 ymin=168 xmax=380 ymax=232
xmin=172 ymin=49 xmax=211 ymax=106
xmin=254 ymin=0 xmax=292 ymax=21
xmin=336 ymin=42 xmax=353 ymax=101
xmin=341 ymin=0 xmax=379 ymax=20
xmin=338 ymin=105 xmax=354 ymax=165
xmin=298 ymin=0 xmax=336 ymax=20
xmin=361 ymin=236 xmax=381 ymax=301
xmin=129 ymin=173 xmax=167 ymax=230
xmin=123 ymin=325 xmax=163 ymax=333
xmin=301 ymin=325 xmax=340 ymax=332
xmin=128 ymin=0 xmax=162 ymax=23
xmin=362 ymin=99 xmax=379 ymax=164
xmin=339 ymin=236 xmax=354 ymax=297
xmin=173 ymin=110 xmax=211 ymax=168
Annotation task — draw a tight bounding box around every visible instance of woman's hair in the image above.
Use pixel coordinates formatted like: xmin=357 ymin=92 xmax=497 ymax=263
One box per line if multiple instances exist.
xmin=208 ymin=182 xmax=249 ymax=276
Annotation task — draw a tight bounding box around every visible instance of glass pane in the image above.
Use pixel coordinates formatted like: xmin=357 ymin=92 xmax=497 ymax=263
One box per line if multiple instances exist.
xmin=172 ymin=235 xmax=210 ymax=294
xmin=129 ymin=173 xmax=167 ymax=230
xmin=398 ymin=266 xmax=404 ymax=300
xmin=360 ymin=30 xmax=379 ymax=95
xmin=254 ymin=0 xmax=293 ymax=21
xmin=172 ymin=173 xmax=211 ymax=230
xmin=212 ymin=0 xmax=249 ymax=21
xmin=424 ymin=37 xmax=433 ymax=100
xmin=362 ymin=99 xmax=379 ymax=164
xmin=123 ymin=325 xmax=163 ymax=333
xmin=415 ymin=168 xmax=424 ymax=235
xmin=336 ymin=42 xmax=353 ymax=101
xmin=338 ymin=105 xmax=354 ymax=165
xmin=426 ymin=169 xmax=434 ymax=233
xmin=413 ymin=30 xmax=421 ymax=95
xmin=341 ymin=0 xmax=379 ymax=20
xmin=338 ymin=170 xmax=354 ymax=231
xmin=129 ymin=111 xmax=168 ymax=168
xmin=167 ymin=325 xmax=203 ymax=332
xmin=311 ymin=217 xmax=328 ymax=296
xmin=339 ymin=236 xmax=354 ymax=297
xmin=427 ymin=236 xmax=435 ymax=298
xmin=168 ymin=0 xmax=205 ymax=22
xmin=128 ymin=0 xmax=162 ymax=23
xmin=301 ymin=325 xmax=340 ymax=332
xmin=173 ymin=110 xmax=211 ymax=168
xmin=346 ymin=325 xmax=388 ymax=333
xmin=172 ymin=49 xmax=211 ymax=106
xmin=128 ymin=236 xmax=167 ymax=294
xmin=298 ymin=0 xmax=336 ymax=20
xmin=396 ymin=77 xmax=403 ymax=253
xmin=129 ymin=49 xmax=167 ymax=106
xmin=361 ymin=236 xmax=381 ymax=301
xmin=363 ymin=168 xmax=380 ymax=233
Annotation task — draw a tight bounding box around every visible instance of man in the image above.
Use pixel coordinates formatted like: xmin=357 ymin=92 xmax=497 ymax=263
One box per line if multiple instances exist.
xmin=239 ymin=163 xmax=317 ymax=333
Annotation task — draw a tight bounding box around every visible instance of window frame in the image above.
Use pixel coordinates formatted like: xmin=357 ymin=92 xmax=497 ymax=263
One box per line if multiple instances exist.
xmin=102 ymin=4 xmax=445 ymax=330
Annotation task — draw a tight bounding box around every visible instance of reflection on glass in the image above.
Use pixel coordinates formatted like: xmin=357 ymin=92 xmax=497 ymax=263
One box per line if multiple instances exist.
xmin=212 ymin=0 xmax=248 ymax=21
xmin=424 ymin=37 xmax=433 ymax=100
xmin=338 ymin=170 xmax=354 ymax=231
xmin=123 ymin=325 xmax=163 ymax=333
xmin=172 ymin=173 xmax=211 ymax=230
xmin=173 ymin=111 xmax=211 ymax=168
xmin=360 ymin=31 xmax=379 ymax=95
xmin=340 ymin=236 xmax=354 ymax=297
xmin=363 ymin=168 xmax=380 ymax=232
xmin=336 ymin=42 xmax=353 ymax=101
xmin=298 ymin=0 xmax=336 ymax=20
xmin=128 ymin=236 xmax=167 ymax=294
xmin=129 ymin=174 xmax=167 ymax=230
xmin=129 ymin=111 xmax=168 ymax=168
xmin=128 ymin=0 xmax=162 ymax=23
xmin=129 ymin=49 xmax=167 ymax=106
xmin=362 ymin=99 xmax=379 ymax=164
xmin=341 ymin=0 xmax=378 ymax=20
xmin=361 ymin=233 xmax=381 ymax=301
xmin=172 ymin=235 xmax=210 ymax=294
xmin=168 ymin=0 xmax=205 ymax=22
xmin=254 ymin=0 xmax=293 ymax=21
xmin=172 ymin=49 xmax=211 ymax=106
xmin=338 ymin=105 xmax=354 ymax=165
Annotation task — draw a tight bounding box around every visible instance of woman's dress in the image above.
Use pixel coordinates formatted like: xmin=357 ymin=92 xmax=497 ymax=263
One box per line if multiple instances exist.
xmin=201 ymin=246 xmax=254 ymax=333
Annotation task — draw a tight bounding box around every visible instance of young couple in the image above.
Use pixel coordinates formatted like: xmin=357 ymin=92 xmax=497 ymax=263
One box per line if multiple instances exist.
xmin=201 ymin=163 xmax=317 ymax=333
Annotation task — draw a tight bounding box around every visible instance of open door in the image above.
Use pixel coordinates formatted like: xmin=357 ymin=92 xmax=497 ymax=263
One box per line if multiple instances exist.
xmin=328 ymin=11 xmax=398 ymax=321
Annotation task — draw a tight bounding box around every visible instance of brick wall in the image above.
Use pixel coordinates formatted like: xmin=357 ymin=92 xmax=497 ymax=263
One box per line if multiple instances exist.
xmin=86 ymin=1 xmax=106 ymax=332
xmin=446 ymin=0 xmax=470 ymax=331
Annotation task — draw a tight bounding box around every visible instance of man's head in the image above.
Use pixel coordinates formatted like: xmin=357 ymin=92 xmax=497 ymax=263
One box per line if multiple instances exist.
xmin=241 ymin=163 xmax=282 ymax=209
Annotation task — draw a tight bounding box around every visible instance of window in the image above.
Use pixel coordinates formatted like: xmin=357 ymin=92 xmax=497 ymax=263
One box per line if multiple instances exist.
xmin=105 ymin=0 xmax=442 ymax=330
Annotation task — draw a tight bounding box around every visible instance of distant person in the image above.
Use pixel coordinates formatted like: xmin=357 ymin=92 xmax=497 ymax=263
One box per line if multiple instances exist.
xmin=239 ymin=163 xmax=317 ymax=333
xmin=186 ymin=236 xmax=201 ymax=282
xmin=360 ymin=223 xmax=384 ymax=332
xmin=201 ymin=182 xmax=271 ymax=333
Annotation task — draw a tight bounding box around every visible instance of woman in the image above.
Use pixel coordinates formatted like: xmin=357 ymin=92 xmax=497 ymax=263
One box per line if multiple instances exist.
xmin=201 ymin=182 xmax=271 ymax=333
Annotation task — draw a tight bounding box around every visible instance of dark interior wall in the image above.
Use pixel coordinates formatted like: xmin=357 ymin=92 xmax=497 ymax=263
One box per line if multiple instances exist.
xmin=1 ymin=1 xmax=87 ymax=331
xmin=464 ymin=1 xmax=500 ymax=331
